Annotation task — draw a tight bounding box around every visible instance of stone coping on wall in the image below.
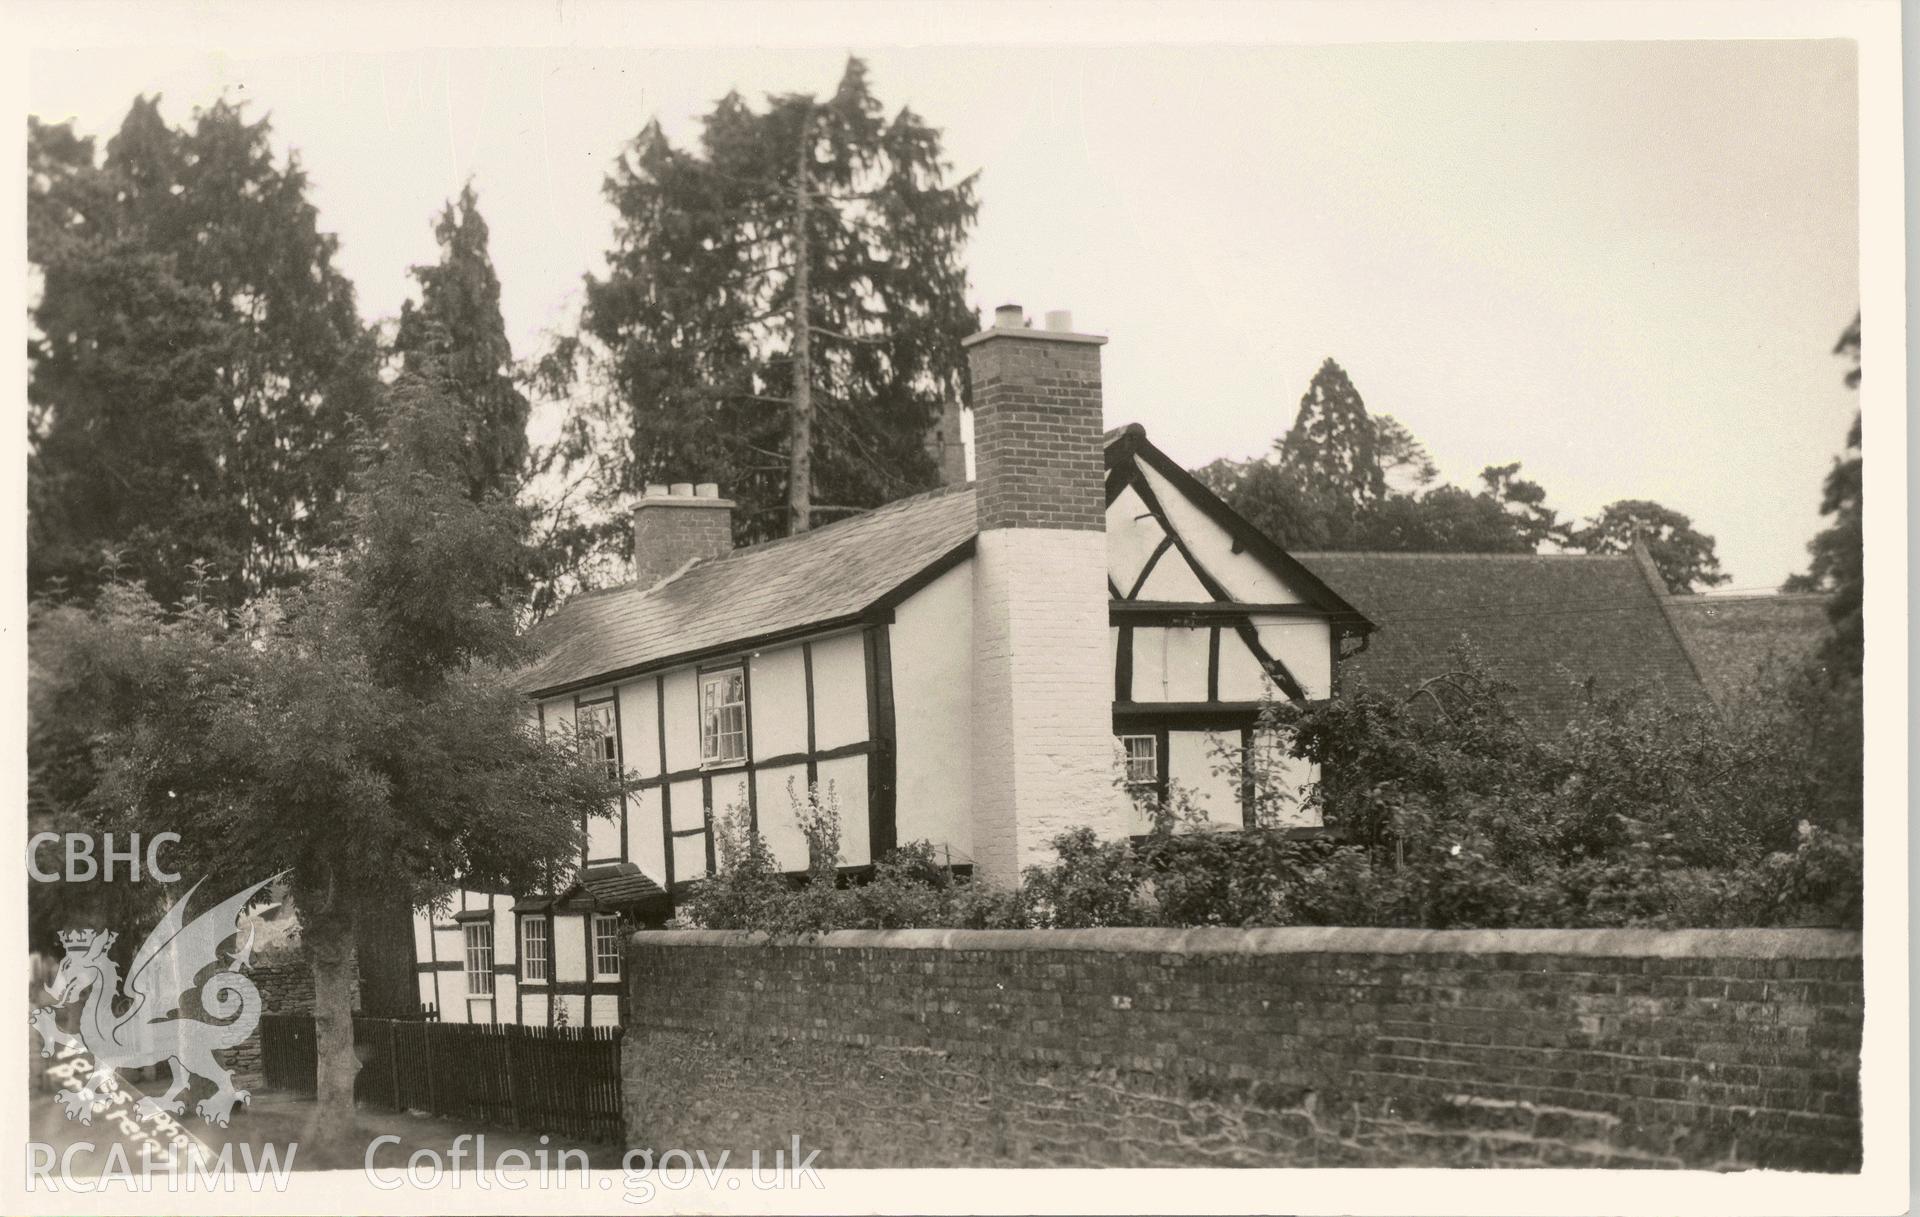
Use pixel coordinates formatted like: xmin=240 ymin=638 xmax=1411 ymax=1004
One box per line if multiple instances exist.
xmin=635 ymin=924 xmax=1860 ymax=959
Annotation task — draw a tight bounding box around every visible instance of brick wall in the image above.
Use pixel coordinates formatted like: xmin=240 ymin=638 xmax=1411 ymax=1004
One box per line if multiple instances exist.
xmin=964 ymin=327 xmax=1106 ymax=533
xmin=620 ymin=927 xmax=1862 ymax=1171
xmin=631 ymin=492 xmax=734 ymax=588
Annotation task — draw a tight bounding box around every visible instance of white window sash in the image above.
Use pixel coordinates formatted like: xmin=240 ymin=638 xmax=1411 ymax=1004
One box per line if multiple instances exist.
xmin=593 ymin=914 xmax=622 ymax=977
xmin=521 ymin=916 xmax=551 ymax=982
xmin=699 ymin=667 xmax=749 ymax=765
xmin=464 ymin=923 xmax=494 ymax=995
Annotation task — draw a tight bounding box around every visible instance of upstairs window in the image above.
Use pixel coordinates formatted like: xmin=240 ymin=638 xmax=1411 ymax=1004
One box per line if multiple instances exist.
xmin=521 ymin=915 xmax=550 ymax=982
xmin=1119 ymin=734 xmax=1159 ymax=786
xmin=464 ymin=922 xmax=494 ymax=996
xmin=593 ymin=914 xmax=622 ymax=978
xmin=577 ymin=700 xmax=619 ymax=781
xmin=700 ymin=666 xmax=748 ymax=766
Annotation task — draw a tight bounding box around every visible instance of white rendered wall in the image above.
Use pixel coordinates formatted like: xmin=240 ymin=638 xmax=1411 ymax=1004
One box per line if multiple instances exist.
xmin=890 ymin=559 xmax=975 ymax=865
xmin=1136 ymin=463 xmax=1307 ymax=604
xmin=1167 ymin=730 xmax=1244 ymax=828
xmin=972 ymin=529 xmax=1130 ymax=885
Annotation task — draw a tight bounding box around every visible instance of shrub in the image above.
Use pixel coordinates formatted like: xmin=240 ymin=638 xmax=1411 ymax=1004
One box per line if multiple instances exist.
xmin=675 ymin=649 xmax=1860 ymax=934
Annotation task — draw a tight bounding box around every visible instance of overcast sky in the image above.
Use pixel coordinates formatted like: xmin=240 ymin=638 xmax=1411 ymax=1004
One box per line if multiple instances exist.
xmin=28 ymin=40 xmax=1859 ymax=591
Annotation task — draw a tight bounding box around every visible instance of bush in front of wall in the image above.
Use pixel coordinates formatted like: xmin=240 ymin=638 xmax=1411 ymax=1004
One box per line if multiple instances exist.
xmin=675 ymin=650 xmax=1861 ymax=935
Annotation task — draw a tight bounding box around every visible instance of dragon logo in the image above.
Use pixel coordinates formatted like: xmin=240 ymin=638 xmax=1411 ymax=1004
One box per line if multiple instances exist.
xmin=31 ymin=873 xmax=282 ymax=1128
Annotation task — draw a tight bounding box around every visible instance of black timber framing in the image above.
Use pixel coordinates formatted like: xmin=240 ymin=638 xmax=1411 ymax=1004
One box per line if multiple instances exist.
xmin=863 ymin=623 xmax=899 ymax=861
xmin=1117 ymin=461 xmax=1310 ymax=703
xmin=655 ymin=674 xmax=674 ymax=894
xmin=1104 ymin=424 xmax=1373 ymax=634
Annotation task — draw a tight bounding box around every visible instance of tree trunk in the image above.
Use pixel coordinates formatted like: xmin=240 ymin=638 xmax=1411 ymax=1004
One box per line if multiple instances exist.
xmin=304 ymin=900 xmax=360 ymax=1149
xmin=787 ymin=109 xmax=814 ymax=536
xmin=352 ymin=889 xmax=419 ymax=1018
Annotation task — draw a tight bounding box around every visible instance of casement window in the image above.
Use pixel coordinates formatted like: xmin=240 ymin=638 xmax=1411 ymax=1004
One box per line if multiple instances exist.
xmin=699 ymin=666 xmax=748 ymax=766
xmin=464 ymin=923 xmax=494 ymax=997
xmin=578 ymin=700 xmax=619 ymax=781
xmin=1119 ymin=734 xmax=1159 ymax=786
xmin=520 ymin=916 xmax=550 ymax=982
xmin=593 ymin=914 xmax=622 ymax=978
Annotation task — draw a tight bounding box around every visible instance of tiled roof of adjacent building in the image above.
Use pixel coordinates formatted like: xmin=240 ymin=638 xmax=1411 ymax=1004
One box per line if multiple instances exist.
xmin=1662 ymin=592 xmax=1832 ymax=704
xmin=1295 ymin=549 xmax=1710 ymax=733
xmin=519 ymin=484 xmax=977 ymax=697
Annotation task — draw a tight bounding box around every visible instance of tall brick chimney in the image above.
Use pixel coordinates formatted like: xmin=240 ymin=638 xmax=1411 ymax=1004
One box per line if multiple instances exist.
xmin=632 ymin=482 xmax=734 ymax=589
xmin=963 ymin=305 xmax=1128 ymax=885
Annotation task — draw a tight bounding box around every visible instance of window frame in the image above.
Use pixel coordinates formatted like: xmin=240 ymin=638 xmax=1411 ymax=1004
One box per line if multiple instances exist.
xmin=592 ymin=913 xmax=622 ymax=979
xmin=577 ymin=698 xmax=620 ymax=782
xmin=463 ymin=921 xmax=495 ymax=997
xmin=1118 ymin=733 xmax=1159 ymax=787
xmin=698 ymin=664 xmax=749 ymax=767
xmin=520 ymin=914 xmax=550 ymax=983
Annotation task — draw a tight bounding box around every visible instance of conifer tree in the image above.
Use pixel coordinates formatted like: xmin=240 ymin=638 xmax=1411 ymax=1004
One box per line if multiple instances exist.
xmin=392 ymin=183 xmax=531 ymax=503
xmin=28 ymin=97 xmax=376 ymax=607
xmin=1281 ymin=359 xmax=1389 ymax=508
xmin=558 ymin=57 xmax=978 ymax=552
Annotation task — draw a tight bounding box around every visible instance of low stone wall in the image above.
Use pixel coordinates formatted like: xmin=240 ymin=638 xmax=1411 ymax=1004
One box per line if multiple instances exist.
xmin=226 ymin=949 xmax=321 ymax=1090
xmin=620 ymin=926 xmax=1862 ymax=1171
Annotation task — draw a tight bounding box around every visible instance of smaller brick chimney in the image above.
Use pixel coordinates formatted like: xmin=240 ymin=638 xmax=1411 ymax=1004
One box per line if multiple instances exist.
xmin=632 ymin=482 xmax=734 ymax=588
xmin=924 ymin=398 xmax=967 ymax=486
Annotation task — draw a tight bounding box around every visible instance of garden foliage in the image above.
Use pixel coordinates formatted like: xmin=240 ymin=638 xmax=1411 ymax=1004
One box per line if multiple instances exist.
xmin=682 ymin=651 xmax=1861 ymax=935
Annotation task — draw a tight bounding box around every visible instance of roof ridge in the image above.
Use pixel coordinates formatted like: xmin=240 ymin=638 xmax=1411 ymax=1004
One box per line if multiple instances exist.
xmin=552 ymin=483 xmax=976 ymax=613
xmin=720 ymin=481 xmax=974 ymax=561
xmin=1670 ymin=591 xmax=1831 ymax=605
xmin=1295 ymin=550 xmax=1627 ymax=561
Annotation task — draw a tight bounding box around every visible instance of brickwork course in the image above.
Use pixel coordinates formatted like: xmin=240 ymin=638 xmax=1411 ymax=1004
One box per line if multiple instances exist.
xmin=966 ymin=330 xmax=1106 ymax=533
xmin=621 ymin=927 xmax=1862 ymax=1171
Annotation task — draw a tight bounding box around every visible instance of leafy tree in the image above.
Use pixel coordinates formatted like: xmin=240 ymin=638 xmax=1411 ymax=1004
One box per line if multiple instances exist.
xmin=28 ymin=370 xmax=613 ymax=1144
xmin=391 ymin=183 xmax=531 ymax=503
xmin=1784 ymin=313 xmax=1862 ymax=678
xmin=28 ymin=97 xmax=377 ymax=607
xmin=554 ymin=55 xmax=978 ymax=559
xmin=1197 ymin=358 xmax=1560 ymax=556
xmin=1565 ymin=499 xmax=1729 ymax=594
xmin=1195 ymin=455 xmax=1348 ymax=550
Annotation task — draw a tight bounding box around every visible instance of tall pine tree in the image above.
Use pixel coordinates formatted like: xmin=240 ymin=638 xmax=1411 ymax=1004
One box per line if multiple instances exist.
xmin=1281 ymin=359 xmax=1389 ymax=508
xmin=391 ymin=183 xmax=531 ymax=503
xmin=29 ymin=97 xmax=377 ymax=607
xmin=560 ymin=57 xmax=977 ymax=553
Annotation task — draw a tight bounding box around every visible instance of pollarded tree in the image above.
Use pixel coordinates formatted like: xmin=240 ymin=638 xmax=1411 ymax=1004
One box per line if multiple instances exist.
xmin=562 ymin=56 xmax=979 ymax=550
xmin=1566 ymin=499 xmax=1730 ymax=595
xmin=28 ymin=97 xmax=377 ymax=607
xmin=29 ymin=369 xmax=614 ymax=1145
xmin=391 ymin=182 xmax=532 ymax=503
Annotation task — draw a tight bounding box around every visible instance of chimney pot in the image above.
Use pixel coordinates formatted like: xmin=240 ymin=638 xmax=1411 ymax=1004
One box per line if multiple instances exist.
xmin=669 ymin=482 xmax=694 ymax=497
xmin=644 ymin=482 xmax=668 ymax=497
xmin=1044 ymin=309 xmax=1073 ymax=332
xmin=694 ymin=482 xmax=720 ymax=499
xmin=993 ymin=303 xmax=1025 ymax=329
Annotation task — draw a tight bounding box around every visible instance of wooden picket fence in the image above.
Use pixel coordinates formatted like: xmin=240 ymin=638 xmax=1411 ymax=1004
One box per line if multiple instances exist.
xmin=258 ymin=1011 xmax=624 ymax=1145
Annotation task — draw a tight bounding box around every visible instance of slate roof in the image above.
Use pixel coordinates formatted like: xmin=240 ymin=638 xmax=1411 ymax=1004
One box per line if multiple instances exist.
xmin=1294 ymin=550 xmax=1710 ymax=733
xmin=1663 ymin=592 xmax=1831 ymax=704
xmin=520 ymin=484 xmax=977 ymax=697
xmin=514 ymin=862 xmax=675 ymax=921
